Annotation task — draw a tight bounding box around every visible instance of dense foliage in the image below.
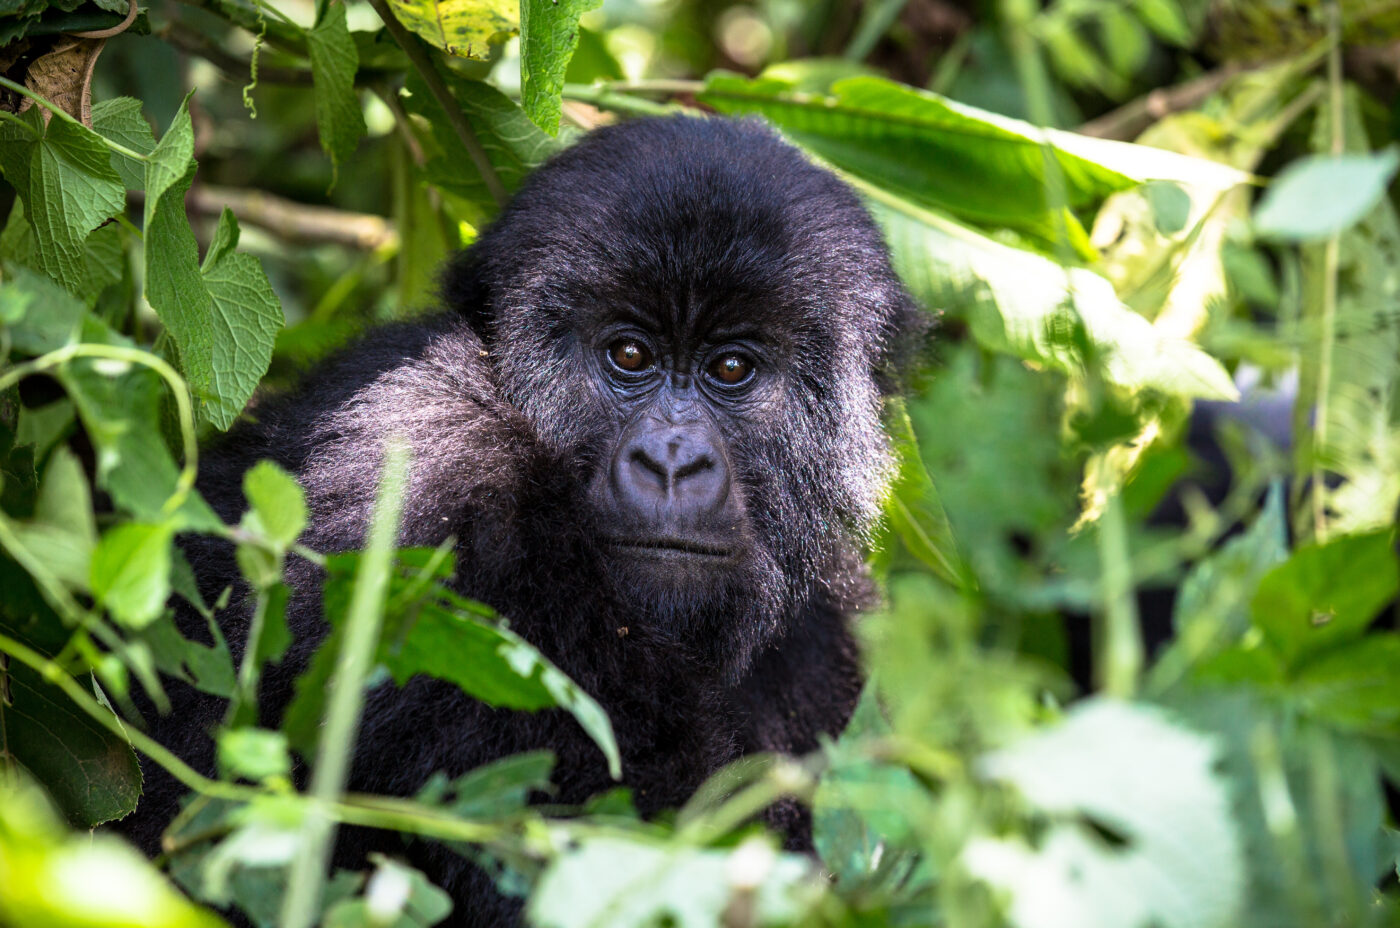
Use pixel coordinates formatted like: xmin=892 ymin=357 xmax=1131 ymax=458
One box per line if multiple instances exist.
xmin=1 ymin=0 xmax=1399 ymax=925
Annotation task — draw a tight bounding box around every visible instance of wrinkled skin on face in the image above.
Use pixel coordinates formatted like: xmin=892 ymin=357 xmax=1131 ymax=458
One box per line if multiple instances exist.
xmin=121 ymin=116 xmax=925 ymax=927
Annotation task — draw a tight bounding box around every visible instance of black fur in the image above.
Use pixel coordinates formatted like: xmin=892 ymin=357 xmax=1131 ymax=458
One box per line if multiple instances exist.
xmin=120 ymin=115 xmax=924 ymax=926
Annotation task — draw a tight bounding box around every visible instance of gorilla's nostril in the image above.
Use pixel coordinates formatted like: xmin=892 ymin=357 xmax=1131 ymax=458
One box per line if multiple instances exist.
xmin=673 ymin=454 xmax=714 ymax=483
xmin=630 ymin=448 xmax=669 ymax=482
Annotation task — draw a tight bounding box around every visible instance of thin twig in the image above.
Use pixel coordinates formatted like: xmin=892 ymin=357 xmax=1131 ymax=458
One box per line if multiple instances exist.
xmin=1312 ymin=1 xmax=1345 ymax=542
xmin=1077 ymin=62 xmax=1252 ymax=140
xmin=128 ymin=183 xmax=397 ymax=250
xmin=364 ymin=0 xmax=506 ymax=208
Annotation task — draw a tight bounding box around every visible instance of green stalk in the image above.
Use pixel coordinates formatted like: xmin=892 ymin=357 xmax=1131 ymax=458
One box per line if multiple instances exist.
xmin=0 ymin=76 xmax=150 ymax=162
xmin=561 ymin=82 xmax=690 ymax=117
xmin=1311 ymin=0 xmax=1345 ymax=542
xmin=365 ymin=0 xmax=507 ymax=208
xmin=1001 ymin=0 xmax=1142 ymax=696
xmin=279 ymin=440 xmax=409 ymax=928
xmin=0 ymin=343 xmax=198 ymax=514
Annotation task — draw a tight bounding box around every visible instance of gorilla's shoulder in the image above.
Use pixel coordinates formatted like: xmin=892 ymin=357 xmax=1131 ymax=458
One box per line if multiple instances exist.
xmin=199 ymin=313 xmax=537 ymax=549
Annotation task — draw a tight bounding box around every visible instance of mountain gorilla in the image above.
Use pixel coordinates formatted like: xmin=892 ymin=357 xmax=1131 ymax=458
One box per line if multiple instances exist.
xmin=124 ymin=115 xmax=925 ymax=924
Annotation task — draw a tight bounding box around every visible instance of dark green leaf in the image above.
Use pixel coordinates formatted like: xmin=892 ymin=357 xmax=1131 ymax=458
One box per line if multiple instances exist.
xmin=90 ymin=521 xmax=176 ymax=628
xmin=307 ymin=0 xmax=365 ymax=185
xmin=91 ymin=96 xmax=157 ymax=191
xmin=1252 ymin=529 xmax=1400 ymax=667
xmin=0 ymin=664 xmax=142 ymax=826
xmin=0 ymin=107 xmax=124 ymax=291
xmin=519 ymin=0 xmax=602 ymax=135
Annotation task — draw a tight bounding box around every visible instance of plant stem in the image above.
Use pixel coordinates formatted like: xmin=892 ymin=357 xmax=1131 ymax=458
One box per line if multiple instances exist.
xmin=1312 ymin=0 xmax=1345 ymax=543
xmin=1094 ymin=459 xmax=1142 ymax=697
xmin=173 ymin=0 xmax=308 ymax=55
xmin=561 ymin=82 xmax=682 ymax=117
xmin=279 ymin=440 xmax=409 ymax=928
xmin=0 ymin=343 xmax=198 ymax=514
xmin=0 ymin=76 xmax=150 ymax=162
xmin=365 ymin=0 xmax=507 ymax=208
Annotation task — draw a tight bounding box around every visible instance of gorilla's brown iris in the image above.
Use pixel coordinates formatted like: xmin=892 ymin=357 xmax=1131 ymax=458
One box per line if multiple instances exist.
xmin=609 ymin=339 xmax=652 ymax=372
xmin=708 ymin=353 xmax=751 ymax=385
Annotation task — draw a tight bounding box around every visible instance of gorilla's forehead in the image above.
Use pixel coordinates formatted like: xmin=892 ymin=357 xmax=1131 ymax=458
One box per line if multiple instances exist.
xmin=500 ymin=124 xmax=878 ymax=341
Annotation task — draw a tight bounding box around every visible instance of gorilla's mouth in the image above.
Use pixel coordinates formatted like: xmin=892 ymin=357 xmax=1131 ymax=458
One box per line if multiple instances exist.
xmin=602 ymin=537 xmax=735 ymax=559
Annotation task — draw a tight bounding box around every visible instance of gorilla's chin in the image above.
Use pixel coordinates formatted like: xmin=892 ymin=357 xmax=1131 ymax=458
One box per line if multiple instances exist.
xmin=600 ymin=540 xmax=788 ymax=681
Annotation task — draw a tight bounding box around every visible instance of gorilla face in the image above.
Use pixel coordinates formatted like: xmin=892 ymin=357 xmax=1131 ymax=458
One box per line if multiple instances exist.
xmin=444 ymin=116 xmax=923 ymax=669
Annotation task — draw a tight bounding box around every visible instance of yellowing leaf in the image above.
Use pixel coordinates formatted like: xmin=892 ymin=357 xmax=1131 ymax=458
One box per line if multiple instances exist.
xmin=384 ymin=0 xmax=518 ymax=59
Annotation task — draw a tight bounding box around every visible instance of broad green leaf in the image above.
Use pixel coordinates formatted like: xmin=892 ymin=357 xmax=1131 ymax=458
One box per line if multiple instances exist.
xmin=285 ymin=550 xmax=620 ymax=778
xmin=402 ymin=73 xmax=567 ymax=218
xmin=5 ymin=446 xmax=97 ymax=591
xmin=0 ymin=260 xmax=85 ymax=354
xmin=383 ymin=0 xmax=516 ymax=58
xmin=0 ymin=666 xmax=143 ymax=827
xmin=0 ymin=777 xmax=226 ymax=925
xmin=880 ymin=398 xmax=968 ymax=587
xmin=198 ymin=210 xmax=284 ymax=430
xmin=697 ymin=73 xmax=1246 ymax=253
xmin=1251 ymin=529 xmax=1399 ymax=667
xmin=969 ymin=699 xmax=1244 ymax=928
xmin=866 ymin=192 xmax=1238 ymax=401
xmin=90 ymin=521 xmax=176 ymax=628
xmin=0 ymin=107 xmax=124 ymax=292
xmin=218 ymin=728 xmax=292 ymax=783
xmin=519 ymin=0 xmax=601 ymax=135
xmin=241 ymin=460 xmax=308 ymax=549
xmin=1255 ymin=149 xmax=1400 ymax=242
xmin=813 ymin=685 xmax=926 ymax=888
xmin=307 ymin=1 xmax=365 ymax=185
xmin=91 ymin=96 xmax=157 ymax=191
xmin=1147 ymin=485 xmax=1289 ymax=695
xmin=144 ymin=105 xmax=282 ymax=430
xmin=1293 ymin=636 xmax=1400 ymax=739
xmin=58 ymin=352 xmax=221 ymax=531
xmin=529 ymin=837 xmax=815 ymax=928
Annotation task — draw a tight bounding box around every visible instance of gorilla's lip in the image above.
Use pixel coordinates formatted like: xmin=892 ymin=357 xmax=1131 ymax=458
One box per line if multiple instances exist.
xmin=602 ymin=537 xmax=735 ymax=559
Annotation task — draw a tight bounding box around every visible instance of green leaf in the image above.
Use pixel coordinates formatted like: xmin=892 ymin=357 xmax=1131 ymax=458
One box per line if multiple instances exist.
xmin=969 ymin=699 xmax=1245 ymax=928
xmin=285 ymin=550 xmax=620 ymax=778
xmin=0 ymin=667 xmax=143 ymax=827
xmin=697 ymin=73 xmax=1245 ymax=254
xmin=529 ymin=837 xmax=815 ymax=928
xmin=866 ymin=193 xmax=1239 ymax=401
xmin=58 ymin=352 xmax=222 ymax=531
xmin=198 ymin=210 xmax=284 ymax=430
xmin=132 ymin=611 xmax=236 ymax=699
xmin=5 ymin=446 xmax=97 ymax=591
xmin=307 ymin=0 xmax=365 ymax=186
xmin=1293 ymin=635 xmax=1400 ymax=739
xmin=1251 ymin=529 xmax=1400 ymax=668
xmin=1255 ymin=150 xmax=1400 ymax=242
xmin=91 ymin=96 xmax=157 ymax=191
xmin=144 ymin=103 xmax=282 ymax=430
xmin=880 ymin=398 xmax=968 ymax=587
xmin=383 ymin=0 xmax=516 ymax=58
xmin=402 ymin=73 xmax=567 ymax=218
xmin=241 ymin=460 xmax=308 ymax=550
xmin=519 ymin=0 xmax=602 ymax=135
xmin=0 ymin=107 xmax=124 ymax=291
xmin=0 ymin=260 xmax=86 ymax=354
xmin=218 ymin=728 xmax=292 ymax=783
xmin=90 ymin=521 xmax=176 ymax=628
xmin=0 ymin=777 xmax=225 ymax=925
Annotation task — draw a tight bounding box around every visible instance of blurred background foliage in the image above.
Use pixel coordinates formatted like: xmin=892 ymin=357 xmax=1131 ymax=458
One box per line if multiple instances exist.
xmin=2 ymin=0 xmax=1400 ymax=926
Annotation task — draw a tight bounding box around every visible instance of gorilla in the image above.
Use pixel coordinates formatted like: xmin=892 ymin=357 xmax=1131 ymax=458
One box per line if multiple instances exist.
xmin=123 ymin=114 xmax=924 ymax=924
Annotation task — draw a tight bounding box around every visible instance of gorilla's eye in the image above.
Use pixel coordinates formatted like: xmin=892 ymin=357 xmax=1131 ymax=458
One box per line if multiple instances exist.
xmin=708 ymin=353 xmax=753 ymax=386
xmin=608 ymin=339 xmax=654 ymax=373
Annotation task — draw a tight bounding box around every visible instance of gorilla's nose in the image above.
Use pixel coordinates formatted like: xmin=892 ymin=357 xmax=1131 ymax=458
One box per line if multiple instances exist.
xmin=614 ymin=427 xmax=729 ymax=516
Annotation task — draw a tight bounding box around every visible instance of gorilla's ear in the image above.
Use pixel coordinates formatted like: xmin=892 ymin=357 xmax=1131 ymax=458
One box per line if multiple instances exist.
xmin=440 ymin=247 xmax=495 ymax=343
